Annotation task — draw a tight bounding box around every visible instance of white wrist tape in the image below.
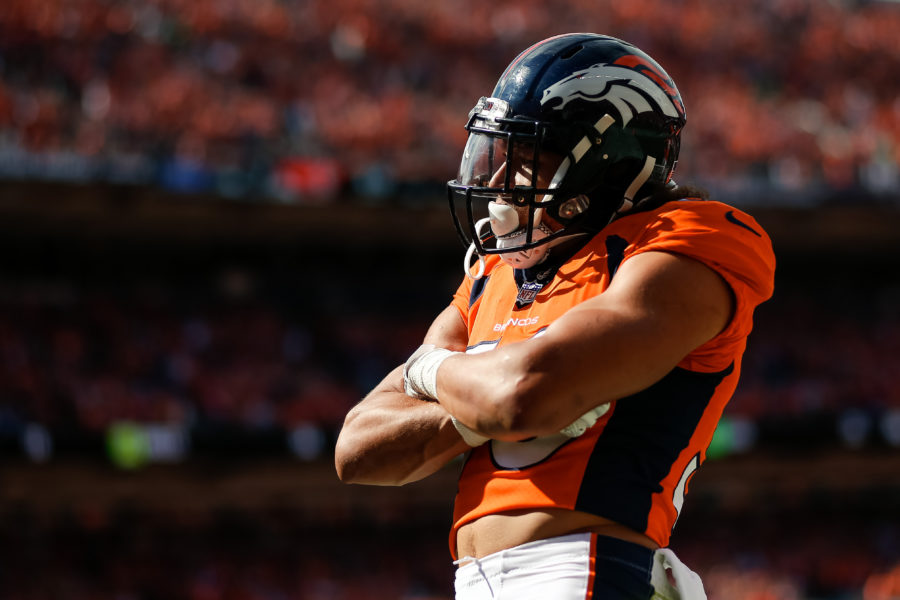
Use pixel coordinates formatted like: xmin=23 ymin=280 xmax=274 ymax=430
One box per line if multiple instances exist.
xmin=559 ymin=403 xmax=611 ymax=438
xmin=403 ymin=344 xmax=458 ymax=400
xmin=451 ymin=416 xmax=490 ymax=447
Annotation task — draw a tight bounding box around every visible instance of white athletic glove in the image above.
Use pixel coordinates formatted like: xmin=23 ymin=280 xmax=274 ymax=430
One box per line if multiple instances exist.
xmin=559 ymin=403 xmax=611 ymax=438
xmin=450 ymin=416 xmax=490 ymax=447
xmin=650 ymin=548 xmax=708 ymax=600
xmin=402 ymin=344 xmax=459 ymax=401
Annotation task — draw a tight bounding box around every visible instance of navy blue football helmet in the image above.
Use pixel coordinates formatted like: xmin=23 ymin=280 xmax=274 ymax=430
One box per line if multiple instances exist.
xmin=448 ymin=33 xmax=686 ymax=273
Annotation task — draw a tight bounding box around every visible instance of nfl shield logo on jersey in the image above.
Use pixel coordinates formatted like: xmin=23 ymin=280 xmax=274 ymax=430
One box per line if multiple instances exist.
xmin=516 ymin=281 xmax=544 ymax=307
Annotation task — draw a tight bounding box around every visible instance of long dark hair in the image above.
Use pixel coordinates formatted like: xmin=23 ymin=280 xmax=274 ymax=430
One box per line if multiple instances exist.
xmin=637 ymin=183 xmax=710 ymax=213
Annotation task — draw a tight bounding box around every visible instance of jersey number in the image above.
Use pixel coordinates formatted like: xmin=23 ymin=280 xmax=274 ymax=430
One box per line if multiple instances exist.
xmin=672 ymin=452 xmax=700 ymax=524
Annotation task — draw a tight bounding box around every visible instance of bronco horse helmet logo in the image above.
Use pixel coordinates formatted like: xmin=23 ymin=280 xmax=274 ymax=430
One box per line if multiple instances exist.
xmin=540 ymin=55 xmax=685 ymax=126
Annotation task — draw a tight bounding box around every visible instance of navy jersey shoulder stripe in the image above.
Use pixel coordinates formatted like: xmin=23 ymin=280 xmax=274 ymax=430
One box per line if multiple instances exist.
xmin=469 ymin=274 xmax=489 ymax=307
xmin=605 ymin=235 xmax=629 ymax=280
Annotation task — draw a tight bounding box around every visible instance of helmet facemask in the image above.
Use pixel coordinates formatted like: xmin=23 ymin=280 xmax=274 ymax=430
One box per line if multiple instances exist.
xmin=448 ymin=97 xmax=592 ymax=278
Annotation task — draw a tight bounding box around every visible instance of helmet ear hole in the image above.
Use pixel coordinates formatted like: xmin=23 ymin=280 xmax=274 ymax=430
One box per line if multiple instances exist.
xmin=558 ymin=195 xmax=589 ymax=219
xmin=548 ymin=195 xmax=590 ymax=226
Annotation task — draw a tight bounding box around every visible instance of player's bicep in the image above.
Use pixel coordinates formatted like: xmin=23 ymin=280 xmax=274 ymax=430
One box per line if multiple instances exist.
xmin=347 ymin=302 xmax=466 ymax=420
xmin=422 ymin=304 xmax=469 ymax=351
xmin=336 ymin=362 xmax=468 ymax=485
xmin=335 ymin=304 xmax=471 ymax=484
xmin=597 ymin=250 xmax=734 ymax=353
xmin=540 ymin=251 xmax=733 ymax=399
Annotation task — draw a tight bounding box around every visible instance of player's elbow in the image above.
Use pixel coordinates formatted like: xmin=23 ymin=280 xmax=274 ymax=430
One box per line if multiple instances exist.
xmin=334 ymin=415 xmax=376 ymax=484
xmin=334 ymin=442 xmax=398 ymax=486
xmin=333 ymin=432 xmax=362 ymax=483
xmin=333 ymin=416 xmax=414 ymax=486
xmin=334 ymin=453 xmax=356 ymax=483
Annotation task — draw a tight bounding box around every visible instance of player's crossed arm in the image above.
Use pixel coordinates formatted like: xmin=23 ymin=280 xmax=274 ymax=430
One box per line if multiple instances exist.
xmin=429 ymin=250 xmax=734 ymax=439
xmin=334 ymin=306 xmax=471 ymax=486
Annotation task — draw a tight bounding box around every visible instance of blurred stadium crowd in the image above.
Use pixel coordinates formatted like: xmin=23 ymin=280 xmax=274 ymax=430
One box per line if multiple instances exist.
xmin=2 ymin=258 xmax=900 ymax=462
xmin=0 ymin=241 xmax=897 ymax=598
xmin=0 ymin=499 xmax=898 ymax=599
xmin=1 ymin=0 xmax=899 ymax=204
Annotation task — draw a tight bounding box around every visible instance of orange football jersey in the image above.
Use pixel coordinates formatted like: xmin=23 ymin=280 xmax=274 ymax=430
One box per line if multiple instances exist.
xmin=447 ymin=199 xmax=775 ymax=559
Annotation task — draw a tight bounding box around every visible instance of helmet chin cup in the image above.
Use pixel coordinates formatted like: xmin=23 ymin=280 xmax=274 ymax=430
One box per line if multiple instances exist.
xmin=464 ymin=208 xmax=552 ymax=278
xmin=489 ymin=201 xmax=551 ymax=269
xmin=497 ymin=227 xmax=550 ymax=269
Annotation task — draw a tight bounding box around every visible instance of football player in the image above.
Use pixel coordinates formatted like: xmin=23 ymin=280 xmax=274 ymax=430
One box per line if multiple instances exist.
xmin=335 ymin=33 xmax=775 ymax=600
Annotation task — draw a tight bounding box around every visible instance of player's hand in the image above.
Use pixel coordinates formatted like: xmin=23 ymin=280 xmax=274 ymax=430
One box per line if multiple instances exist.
xmin=403 ymin=345 xmax=488 ymax=446
xmin=560 ymin=403 xmax=610 ymax=437
xmin=403 ymin=343 xmax=459 ymax=400
xmin=451 ymin=416 xmax=490 ymax=447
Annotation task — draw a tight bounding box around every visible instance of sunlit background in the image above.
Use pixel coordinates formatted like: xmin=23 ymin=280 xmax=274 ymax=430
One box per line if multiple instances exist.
xmin=1 ymin=1 xmax=899 ymax=598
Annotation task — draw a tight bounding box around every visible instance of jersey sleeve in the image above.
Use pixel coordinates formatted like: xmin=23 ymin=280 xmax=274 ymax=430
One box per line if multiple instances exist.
xmin=450 ymin=255 xmax=505 ymax=333
xmin=451 ymin=274 xmax=473 ymax=324
xmin=629 ymin=201 xmax=776 ymax=371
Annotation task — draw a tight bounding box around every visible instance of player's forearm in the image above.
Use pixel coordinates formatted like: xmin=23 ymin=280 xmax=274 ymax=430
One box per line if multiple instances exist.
xmin=434 ymin=348 xmax=557 ymax=439
xmin=335 ymin=390 xmax=468 ymax=486
xmin=433 ymin=317 xmax=640 ymax=438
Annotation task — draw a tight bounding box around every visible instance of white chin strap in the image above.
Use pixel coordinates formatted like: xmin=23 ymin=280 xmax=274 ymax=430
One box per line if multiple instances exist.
xmin=464 ymin=202 xmax=551 ymax=280
xmin=619 ymin=155 xmax=656 ymax=214
xmin=464 ymin=218 xmax=490 ymax=280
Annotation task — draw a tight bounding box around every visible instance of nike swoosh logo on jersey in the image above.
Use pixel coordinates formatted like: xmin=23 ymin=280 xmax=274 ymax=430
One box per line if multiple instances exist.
xmin=725 ymin=211 xmax=762 ymax=237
